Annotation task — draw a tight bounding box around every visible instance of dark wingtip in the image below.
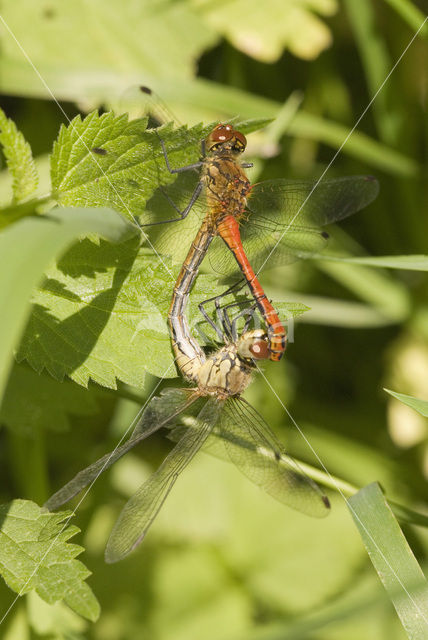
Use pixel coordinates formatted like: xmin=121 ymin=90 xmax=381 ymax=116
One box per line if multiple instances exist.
xmin=139 ymin=85 xmax=152 ymax=95
xmin=322 ymin=495 xmax=331 ymax=509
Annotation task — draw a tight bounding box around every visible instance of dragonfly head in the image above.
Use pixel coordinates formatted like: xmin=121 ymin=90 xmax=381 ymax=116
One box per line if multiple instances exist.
xmin=205 ymin=124 xmax=247 ymax=156
xmin=237 ymin=329 xmax=270 ymax=362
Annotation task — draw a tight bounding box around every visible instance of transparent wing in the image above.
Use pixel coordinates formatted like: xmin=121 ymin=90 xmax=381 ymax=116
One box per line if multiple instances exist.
xmin=105 ymin=397 xmax=223 ymax=563
xmin=210 ymin=175 xmax=379 ymax=275
xmin=143 ymin=171 xmax=378 ymax=277
xmin=45 ymin=389 xmax=196 ymax=511
xmin=218 ymin=397 xmax=330 ymax=517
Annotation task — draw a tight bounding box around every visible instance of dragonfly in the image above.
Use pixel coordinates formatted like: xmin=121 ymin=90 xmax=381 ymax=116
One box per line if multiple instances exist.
xmin=138 ymin=117 xmax=379 ymax=364
xmin=45 ymin=323 xmax=330 ymax=563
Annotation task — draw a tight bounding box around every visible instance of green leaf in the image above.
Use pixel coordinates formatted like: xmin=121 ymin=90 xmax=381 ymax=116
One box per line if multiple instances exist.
xmin=0 ymin=206 xmax=132 ymax=399
xmin=199 ymin=0 xmax=338 ymax=62
xmin=384 ymin=389 xmax=428 ymax=418
xmin=0 ymin=0 xmax=218 ymax=102
xmin=274 ymin=301 xmax=310 ymax=320
xmin=17 ymin=241 xmax=223 ymax=388
xmin=0 ymin=363 xmax=99 ymax=433
xmin=51 ymin=111 xmax=209 ymax=224
xmin=318 ymin=254 xmax=428 ymax=271
xmin=348 ymin=483 xmax=428 ymax=640
xmin=0 ymin=500 xmax=100 ymax=622
xmin=0 ymin=107 xmax=38 ymax=203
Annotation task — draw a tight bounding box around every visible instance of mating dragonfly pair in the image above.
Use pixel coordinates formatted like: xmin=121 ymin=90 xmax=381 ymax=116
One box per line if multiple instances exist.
xmin=46 ymin=117 xmax=379 ymax=562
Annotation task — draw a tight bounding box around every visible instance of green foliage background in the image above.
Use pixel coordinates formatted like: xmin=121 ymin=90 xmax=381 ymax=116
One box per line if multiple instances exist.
xmin=0 ymin=0 xmax=427 ymax=638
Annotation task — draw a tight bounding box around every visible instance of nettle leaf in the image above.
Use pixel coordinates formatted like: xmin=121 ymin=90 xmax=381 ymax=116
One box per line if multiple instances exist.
xmin=18 ymin=113 xmax=278 ymax=388
xmin=17 ymin=238 xmax=222 ymax=388
xmin=51 ymin=111 xmax=208 ymax=223
xmin=0 ymin=500 xmax=100 ymax=622
xmin=0 ymin=206 xmax=132 ymax=399
xmin=0 ymin=363 xmax=99 ymax=433
xmin=0 ymin=107 xmax=38 ymax=203
xmin=199 ymin=0 xmax=337 ymax=62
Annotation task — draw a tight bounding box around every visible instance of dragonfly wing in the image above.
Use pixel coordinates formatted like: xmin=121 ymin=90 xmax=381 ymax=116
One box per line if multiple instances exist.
xmin=218 ymin=398 xmax=330 ymax=518
xmin=209 ymin=176 xmax=378 ymax=276
xmin=45 ymin=389 xmax=196 ymax=511
xmin=105 ymin=397 xmax=222 ymax=563
xmin=248 ymin=176 xmax=379 ymax=227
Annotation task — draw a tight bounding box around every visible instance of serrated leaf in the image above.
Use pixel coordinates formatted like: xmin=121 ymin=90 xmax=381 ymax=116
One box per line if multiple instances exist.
xmin=0 ymin=500 xmax=100 ymax=622
xmin=0 ymin=107 xmax=38 ymax=204
xmin=198 ymin=0 xmax=337 ymax=62
xmin=384 ymin=389 xmax=428 ymax=418
xmin=17 ymin=240 xmax=223 ymax=388
xmin=51 ymin=112 xmax=208 ymax=223
xmin=0 ymin=206 xmax=132 ymax=399
xmin=0 ymin=363 xmax=99 ymax=433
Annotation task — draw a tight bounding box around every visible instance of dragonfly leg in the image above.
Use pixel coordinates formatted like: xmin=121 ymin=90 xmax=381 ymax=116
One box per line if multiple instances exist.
xmin=158 ymin=134 xmax=203 ymax=175
xmin=141 ymin=181 xmax=203 ymax=227
xmin=198 ymin=279 xmax=249 ymax=342
xmin=198 ymin=297 xmax=225 ymax=341
xmin=221 ymin=300 xmax=258 ymax=342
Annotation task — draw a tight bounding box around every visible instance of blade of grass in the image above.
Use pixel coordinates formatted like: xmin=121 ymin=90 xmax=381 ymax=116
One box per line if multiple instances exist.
xmin=383 ymin=0 xmax=428 ymax=37
xmin=345 ymin=0 xmax=398 ymax=145
xmin=314 ymin=260 xmax=410 ymax=322
xmin=385 ymin=389 xmax=428 ymax=417
xmin=317 ymin=254 xmax=428 ymax=271
xmin=348 ymin=482 xmax=428 ymax=640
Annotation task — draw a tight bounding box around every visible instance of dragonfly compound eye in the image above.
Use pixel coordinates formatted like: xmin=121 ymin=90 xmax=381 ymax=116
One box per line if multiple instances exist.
xmin=206 ymin=124 xmax=247 ymax=152
xmin=249 ymin=339 xmax=270 ymax=360
xmin=237 ymin=331 xmax=270 ymax=361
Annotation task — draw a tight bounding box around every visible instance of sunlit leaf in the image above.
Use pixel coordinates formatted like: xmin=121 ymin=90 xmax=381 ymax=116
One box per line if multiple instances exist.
xmin=0 ymin=206 xmax=131 ymax=399
xmin=0 ymin=107 xmax=38 ymax=203
xmin=0 ymin=500 xmax=99 ymax=621
xmin=197 ymin=0 xmax=337 ymax=62
xmin=0 ymin=0 xmax=218 ymax=102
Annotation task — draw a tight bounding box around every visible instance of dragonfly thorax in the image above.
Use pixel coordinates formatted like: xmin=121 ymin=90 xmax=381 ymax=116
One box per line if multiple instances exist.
xmin=196 ymin=330 xmax=268 ymax=398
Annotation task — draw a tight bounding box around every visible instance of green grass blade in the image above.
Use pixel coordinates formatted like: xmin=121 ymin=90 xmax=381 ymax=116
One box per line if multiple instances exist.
xmin=344 ymin=0 xmax=397 ymax=144
xmin=318 ymin=254 xmax=428 ymax=271
xmin=348 ymin=483 xmax=428 ymax=639
xmin=0 ymin=207 xmax=132 ymax=400
xmin=383 ymin=0 xmax=428 ymax=37
xmin=384 ymin=389 xmax=428 ymax=417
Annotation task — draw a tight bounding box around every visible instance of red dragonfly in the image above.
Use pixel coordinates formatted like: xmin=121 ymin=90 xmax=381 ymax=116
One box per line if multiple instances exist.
xmin=141 ymin=121 xmax=379 ymax=364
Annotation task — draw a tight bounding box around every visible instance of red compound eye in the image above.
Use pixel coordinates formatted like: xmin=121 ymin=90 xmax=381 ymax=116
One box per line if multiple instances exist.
xmin=206 ymin=124 xmax=247 ymax=151
xmin=233 ymin=130 xmax=247 ymax=148
xmin=210 ymin=124 xmax=234 ymax=143
xmin=249 ymin=339 xmax=270 ymax=360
